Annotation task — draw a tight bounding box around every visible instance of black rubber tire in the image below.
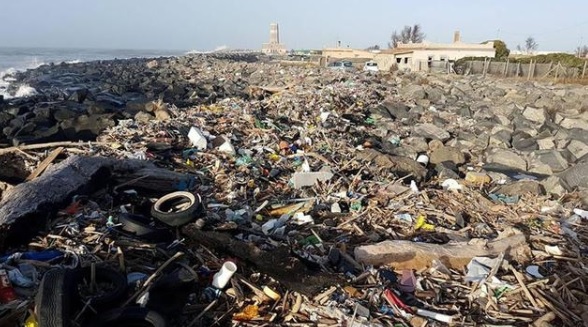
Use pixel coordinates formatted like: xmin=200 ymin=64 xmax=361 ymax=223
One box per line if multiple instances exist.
xmin=117 ymin=213 xmax=173 ymax=242
xmin=36 ymin=268 xmax=78 ymax=327
xmin=88 ymin=307 xmax=167 ymax=327
xmin=151 ymin=192 xmax=202 ymax=226
xmin=76 ymin=266 xmax=128 ymax=309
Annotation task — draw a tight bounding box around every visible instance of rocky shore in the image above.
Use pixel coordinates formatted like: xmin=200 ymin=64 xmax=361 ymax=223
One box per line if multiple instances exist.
xmin=2 ymin=54 xmax=588 ymax=198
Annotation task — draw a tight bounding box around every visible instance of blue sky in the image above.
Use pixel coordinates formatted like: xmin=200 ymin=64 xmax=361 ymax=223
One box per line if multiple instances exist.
xmin=1 ymin=0 xmax=586 ymax=52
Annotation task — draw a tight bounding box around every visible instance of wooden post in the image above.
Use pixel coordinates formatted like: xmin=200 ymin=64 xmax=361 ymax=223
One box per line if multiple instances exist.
xmin=504 ymin=59 xmax=510 ymax=77
xmin=555 ymin=61 xmax=560 ymax=80
xmin=582 ymin=60 xmax=587 ymax=79
xmin=527 ymin=60 xmax=533 ymax=80
xmin=483 ymin=58 xmax=488 ymax=78
xmin=516 ymin=62 xmax=521 ymax=77
xmin=547 ymin=61 xmax=553 ymax=76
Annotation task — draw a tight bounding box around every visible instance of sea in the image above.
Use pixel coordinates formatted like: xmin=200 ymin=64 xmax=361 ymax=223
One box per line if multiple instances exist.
xmin=0 ymin=47 xmax=188 ymax=99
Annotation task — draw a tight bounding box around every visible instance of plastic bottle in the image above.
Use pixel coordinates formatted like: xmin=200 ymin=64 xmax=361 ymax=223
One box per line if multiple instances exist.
xmin=0 ymin=269 xmax=17 ymax=303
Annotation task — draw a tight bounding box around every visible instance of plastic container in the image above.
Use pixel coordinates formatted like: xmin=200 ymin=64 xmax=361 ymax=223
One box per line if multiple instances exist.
xmin=0 ymin=269 xmax=17 ymax=303
xmin=212 ymin=261 xmax=237 ymax=289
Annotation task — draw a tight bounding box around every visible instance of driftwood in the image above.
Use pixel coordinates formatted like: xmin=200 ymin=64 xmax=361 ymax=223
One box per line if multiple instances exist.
xmin=0 ymin=156 xmax=197 ymax=249
xmin=354 ymin=232 xmax=531 ymax=270
xmin=182 ymin=227 xmax=345 ymax=296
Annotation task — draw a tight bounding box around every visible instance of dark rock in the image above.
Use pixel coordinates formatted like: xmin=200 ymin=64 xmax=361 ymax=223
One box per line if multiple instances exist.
xmin=435 ymin=161 xmax=460 ymax=179
xmin=6 ymin=106 xmax=27 ymax=116
xmin=490 ymin=130 xmax=512 ymax=148
xmin=356 ymin=148 xmax=427 ymax=181
xmin=512 ymin=132 xmax=538 ymax=152
xmin=66 ymin=87 xmax=89 ymax=103
xmin=497 ymin=180 xmax=545 ymax=196
xmin=53 ymin=108 xmax=77 ymax=121
xmin=376 ymin=101 xmax=410 ymax=120
xmin=558 ymin=163 xmax=588 ymax=191
xmin=0 ymin=111 xmax=12 ymax=125
xmin=413 ymin=123 xmax=450 ymax=141
xmin=425 ymin=87 xmax=444 ymax=103
xmin=33 ymin=106 xmax=52 ymax=119
xmin=457 ymin=106 xmax=472 ymax=117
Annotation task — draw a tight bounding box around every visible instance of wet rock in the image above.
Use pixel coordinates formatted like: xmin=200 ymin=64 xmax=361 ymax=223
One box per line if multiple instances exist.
xmin=497 ymin=180 xmax=545 ymax=196
xmin=53 ymin=108 xmax=78 ymax=122
xmin=413 ymin=123 xmax=450 ymax=141
xmin=430 ymin=146 xmax=466 ymax=165
xmin=486 ymin=149 xmax=527 ymax=171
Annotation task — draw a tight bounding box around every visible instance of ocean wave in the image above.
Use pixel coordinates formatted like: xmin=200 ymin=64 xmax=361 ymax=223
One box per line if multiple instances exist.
xmin=0 ymin=67 xmax=38 ymax=99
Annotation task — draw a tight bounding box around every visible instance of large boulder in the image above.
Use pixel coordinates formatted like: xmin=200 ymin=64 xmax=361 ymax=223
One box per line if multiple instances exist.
xmin=522 ymin=106 xmax=547 ymax=124
xmin=558 ymin=163 xmax=588 ymax=190
xmin=430 ymin=146 xmax=466 ymax=165
xmin=560 ymin=117 xmax=588 ymax=130
xmin=401 ymin=85 xmax=426 ymax=100
xmin=567 ymin=139 xmax=588 ymax=160
xmin=530 ymin=150 xmax=569 ymax=173
xmin=486 ymin=149 xmax=527 ymax=171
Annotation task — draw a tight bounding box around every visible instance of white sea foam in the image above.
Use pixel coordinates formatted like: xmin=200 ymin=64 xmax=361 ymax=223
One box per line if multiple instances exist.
xmin=0 ymin=68 xmax=38 ymax=99
xmin=12 ymin=85 xmax=38 ymax=98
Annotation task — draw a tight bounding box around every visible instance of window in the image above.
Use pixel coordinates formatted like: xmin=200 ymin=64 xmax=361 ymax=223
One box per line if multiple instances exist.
xmin=396 ymin=58 xmax=402 ymax=63
xmin=440 ymin=56 xmax=448 ymax=62
xmin=404 ymin=57 xmax=409 ymax=64
xmin=343 ymin=61 xmax=353 ymax=67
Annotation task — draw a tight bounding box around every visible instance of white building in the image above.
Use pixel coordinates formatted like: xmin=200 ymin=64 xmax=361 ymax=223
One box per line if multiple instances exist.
xmin=394 ymin=31 xmax=496 ymax=71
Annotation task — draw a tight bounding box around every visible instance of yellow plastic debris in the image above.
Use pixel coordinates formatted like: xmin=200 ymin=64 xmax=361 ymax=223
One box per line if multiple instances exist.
xmin=233 ymin=304 xmax=259 ymax=321
xmin=25 ymin=314 xmax=38 ymax=327
xmin=415 ymin=214 xmax=435 ymax=231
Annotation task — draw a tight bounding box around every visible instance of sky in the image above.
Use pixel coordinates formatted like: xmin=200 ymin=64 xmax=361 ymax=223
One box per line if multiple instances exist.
xmin=0 ymin=0 xmax=587 ymax=52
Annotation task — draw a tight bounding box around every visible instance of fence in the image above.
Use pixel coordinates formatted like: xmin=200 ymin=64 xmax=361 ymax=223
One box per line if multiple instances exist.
xmin=459 ymin=59 xmax=588 ymax=80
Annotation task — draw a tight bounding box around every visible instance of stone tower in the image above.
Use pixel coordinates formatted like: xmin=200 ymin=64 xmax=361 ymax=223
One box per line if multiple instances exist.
xmin=262 ymin=23 xmax=286 ymax=55
xmin=270 ymin=23 xmax=280 ymax=44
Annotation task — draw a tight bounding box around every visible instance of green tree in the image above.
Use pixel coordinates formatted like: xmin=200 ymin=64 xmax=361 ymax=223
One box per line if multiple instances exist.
xmin=484 ymin=40 xmax=510 ymax=59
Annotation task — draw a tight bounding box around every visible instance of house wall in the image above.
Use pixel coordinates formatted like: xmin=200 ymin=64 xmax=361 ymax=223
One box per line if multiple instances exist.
xmin=322 ymin=48 xmax=375 ymax=60
xmin=409 ymin=49 xmax=494 ymax=71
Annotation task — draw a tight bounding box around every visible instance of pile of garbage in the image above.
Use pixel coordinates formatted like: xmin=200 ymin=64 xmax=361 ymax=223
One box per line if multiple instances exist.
xmin=0 ymin=57 xmax=587 ymax=326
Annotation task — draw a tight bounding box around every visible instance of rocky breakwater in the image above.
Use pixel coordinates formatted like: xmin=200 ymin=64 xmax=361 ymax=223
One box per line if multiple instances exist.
xmin=0 ymin=53 xmax=259 ymax=145
xmin=371 ymin=73 xmax=588 ymax=202
xmin=2 ymin=55 xmax=588 ymax=203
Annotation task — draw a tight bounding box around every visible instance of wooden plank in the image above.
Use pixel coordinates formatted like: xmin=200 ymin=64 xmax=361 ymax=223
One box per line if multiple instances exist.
xmin=25 ymin=147 xmax=64 ymax=181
